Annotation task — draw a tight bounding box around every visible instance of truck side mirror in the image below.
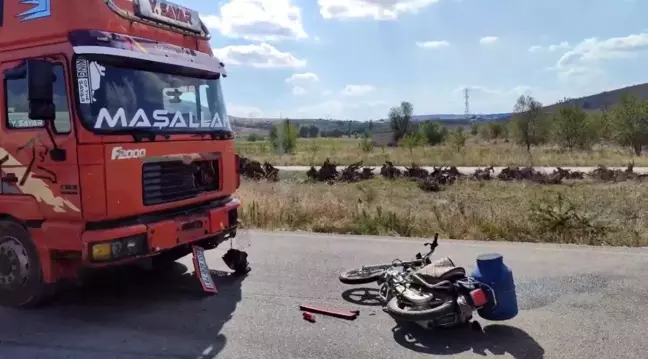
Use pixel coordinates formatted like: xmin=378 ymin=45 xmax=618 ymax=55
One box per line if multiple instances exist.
xmin=26 ymin=59 xmax=55 ymax=120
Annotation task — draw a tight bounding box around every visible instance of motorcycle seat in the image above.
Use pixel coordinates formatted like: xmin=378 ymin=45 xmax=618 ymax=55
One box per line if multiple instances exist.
xmin=415 ymin=257 xmax=466 ymax=283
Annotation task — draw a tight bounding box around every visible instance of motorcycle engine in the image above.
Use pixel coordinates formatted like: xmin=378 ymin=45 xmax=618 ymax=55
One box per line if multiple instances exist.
xmin=415 ymin=295 xmax=474 ymax=330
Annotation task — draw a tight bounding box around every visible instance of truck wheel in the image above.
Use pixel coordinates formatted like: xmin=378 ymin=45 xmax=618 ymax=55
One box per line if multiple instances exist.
xmin=0 ymin=221 xmax=48 ymax=308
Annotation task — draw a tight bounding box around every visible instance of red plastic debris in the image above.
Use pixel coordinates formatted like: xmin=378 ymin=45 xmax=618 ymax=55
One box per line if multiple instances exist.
xmin=303 ymin=312 xmax=316 ymax=323
xmin=299 ymin=304 xmax=359 ymax=320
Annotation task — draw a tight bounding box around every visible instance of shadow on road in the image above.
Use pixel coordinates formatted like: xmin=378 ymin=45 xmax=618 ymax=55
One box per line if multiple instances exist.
xmin=10 ymin=261 xmax=247 ymax=358
xmin=392 ymin=321 xmax=545 ymax=358
xmin=341 ymin=287 xmax=383 ymax=307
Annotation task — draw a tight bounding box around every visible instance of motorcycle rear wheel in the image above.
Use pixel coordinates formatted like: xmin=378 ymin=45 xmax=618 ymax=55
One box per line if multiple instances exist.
xmin=385 ymin=297 xmax=455 ymax=321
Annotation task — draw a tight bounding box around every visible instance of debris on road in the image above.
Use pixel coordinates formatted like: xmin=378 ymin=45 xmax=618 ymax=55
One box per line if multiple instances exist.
xmin=239 ymin=157 xmax=279 ymax=182
xmin=380 ymin=161 xmax=402 ymax=179
xmin=303 ymin=312 xmax=316 ymax=323
xmin=306 ymin=159 xmax=375 ymax=184
xmin=299 ymin=304 xmax=360 ymax=320
xmin=239 ymin=156 xmax=648 ymax=191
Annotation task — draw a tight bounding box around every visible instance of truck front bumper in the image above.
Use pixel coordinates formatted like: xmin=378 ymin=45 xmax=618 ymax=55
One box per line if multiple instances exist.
xmin=80 ymin=197 xmax=241 ymax=266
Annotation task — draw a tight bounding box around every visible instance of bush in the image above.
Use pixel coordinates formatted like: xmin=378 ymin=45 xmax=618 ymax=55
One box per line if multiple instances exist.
xmin=359 ymin=136 xmax=374 ymax=154
xmin=247 ymin=133 xmax=262 ymax=142
xmin=420 ymin=120 xmax=447 ymax=145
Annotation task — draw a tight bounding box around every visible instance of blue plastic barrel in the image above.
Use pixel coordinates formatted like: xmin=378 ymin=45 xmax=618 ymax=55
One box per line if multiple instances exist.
xmin=470 ymin=253 xmax=518 ymax=321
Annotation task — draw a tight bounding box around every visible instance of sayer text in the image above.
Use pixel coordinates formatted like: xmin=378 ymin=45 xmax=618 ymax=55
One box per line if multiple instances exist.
xmin=94 ymin=108 xmax=225 ymax=130
xmin=149 ymin=0 xmax=192 ymax=25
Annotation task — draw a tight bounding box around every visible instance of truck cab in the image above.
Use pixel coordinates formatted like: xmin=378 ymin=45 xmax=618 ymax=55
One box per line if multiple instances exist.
xmin=0 ymin=0 xmax=243 ymax=308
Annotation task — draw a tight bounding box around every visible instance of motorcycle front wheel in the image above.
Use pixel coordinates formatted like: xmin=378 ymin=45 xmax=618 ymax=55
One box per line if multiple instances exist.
xmin=338 ymin=266 xmax=387 ymax=284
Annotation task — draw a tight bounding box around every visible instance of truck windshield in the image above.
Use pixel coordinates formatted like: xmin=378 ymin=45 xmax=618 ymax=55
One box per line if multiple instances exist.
xmin=75 ymin=56 xmax=231 ymax=135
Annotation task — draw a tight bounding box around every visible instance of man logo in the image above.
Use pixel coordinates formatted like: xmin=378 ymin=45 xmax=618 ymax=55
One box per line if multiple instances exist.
xmin=17 ymin=0 xmax=51 ymax=22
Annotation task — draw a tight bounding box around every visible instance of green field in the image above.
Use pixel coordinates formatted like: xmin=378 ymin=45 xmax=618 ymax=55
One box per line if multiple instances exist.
xmin=235 ymin=137 xmax=640 ymax=167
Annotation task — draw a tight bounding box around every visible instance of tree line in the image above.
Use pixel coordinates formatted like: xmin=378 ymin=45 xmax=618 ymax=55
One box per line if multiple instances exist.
xmin=385 ymin=93 xmax=648 ymax=156
xmin=246 ymin=92 xmax=648 ymax=156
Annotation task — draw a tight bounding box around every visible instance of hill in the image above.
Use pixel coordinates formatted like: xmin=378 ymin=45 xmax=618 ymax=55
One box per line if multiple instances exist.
xmin=230 ymin=82 xmax=648 ymax=138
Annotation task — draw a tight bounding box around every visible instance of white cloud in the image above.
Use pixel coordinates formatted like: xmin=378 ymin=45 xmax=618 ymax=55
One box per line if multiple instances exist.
xmin=292 ymin=86 xmax=307 ymax=96
xmin=285 ymin=72 xmax=320 ymax=84
xmin=213 ymin=43 xmax=306 ymax=68
xmin=341 ymin=84 xmax=375 ymax=96
xmin=479 ymin=36 xmax=498 ymax=45
xmin=202 ymin=0 xmax=308 ymax=42
xmin=529 ymin=41 xmax=570 ymax=53
xmin=416 ymin=40 xmax=450 ymax=49
xmin=286 ymin=73 xmax=318 ymax=96
xmin=548 ymin=41 xmax=570 ymax=52
xmin=322 ymin=90 xmax=333 ymax=96
xmin=228 ymin=105 xmax=264 ymax=118
xmin=318 ymin=0 xmax=440 ymax=20
xmin=554 ymin=33 xmax=648 ymax=78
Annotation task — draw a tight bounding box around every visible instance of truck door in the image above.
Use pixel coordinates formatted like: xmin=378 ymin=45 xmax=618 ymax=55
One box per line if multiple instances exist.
xmin=0 ymin=56 xmax=82 ymax=219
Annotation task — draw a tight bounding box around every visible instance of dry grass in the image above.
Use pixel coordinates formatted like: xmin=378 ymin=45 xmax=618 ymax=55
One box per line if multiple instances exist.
xmin=237 ymin=177 xmax=648 ymax=247
xmin=236 ymin=137 xmax=641 ymax=166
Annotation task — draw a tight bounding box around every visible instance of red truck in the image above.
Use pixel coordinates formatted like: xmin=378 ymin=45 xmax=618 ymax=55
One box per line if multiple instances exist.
xmin=0 ymin=0 xmax=247 ymax=308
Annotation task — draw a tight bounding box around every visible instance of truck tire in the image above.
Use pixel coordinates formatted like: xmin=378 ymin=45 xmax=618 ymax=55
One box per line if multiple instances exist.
xmin=0 ymin=221 xmax=49 ymax=308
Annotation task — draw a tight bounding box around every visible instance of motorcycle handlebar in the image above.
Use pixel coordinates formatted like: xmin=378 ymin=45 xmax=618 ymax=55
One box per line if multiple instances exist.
xmin=422 ymin=233 xmax=439 ymax=258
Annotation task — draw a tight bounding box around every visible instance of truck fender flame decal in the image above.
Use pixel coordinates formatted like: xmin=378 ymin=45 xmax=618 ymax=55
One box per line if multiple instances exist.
xmin=0 ymin=148 xmax=80 ymax=213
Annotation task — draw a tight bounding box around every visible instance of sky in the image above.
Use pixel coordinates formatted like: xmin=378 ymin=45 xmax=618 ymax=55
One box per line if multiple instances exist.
xmin=173 ymin=0 xmax=648 ymax=120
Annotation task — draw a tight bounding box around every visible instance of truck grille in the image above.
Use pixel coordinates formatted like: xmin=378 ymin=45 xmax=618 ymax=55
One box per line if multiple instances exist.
xmin=142 ymin=159 xmax=220 ymax=206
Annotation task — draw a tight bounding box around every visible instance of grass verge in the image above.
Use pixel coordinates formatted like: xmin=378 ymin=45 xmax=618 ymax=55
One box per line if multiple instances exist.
xmin=237 ymin=177 xmax=648 ymax=247
xmin=236 ymin=138 xmax=640 ymax=167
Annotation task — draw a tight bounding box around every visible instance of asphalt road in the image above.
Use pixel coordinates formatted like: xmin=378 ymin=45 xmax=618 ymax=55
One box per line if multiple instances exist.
xmin=1 ymin=231 xmax=648 ymax=359
xmin=275 ymin=165 xmax=648 ymax=175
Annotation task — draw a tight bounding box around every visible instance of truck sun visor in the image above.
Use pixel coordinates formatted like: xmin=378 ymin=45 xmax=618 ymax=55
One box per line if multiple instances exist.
xmin=69 ymin=30 xmax=226 ymax=76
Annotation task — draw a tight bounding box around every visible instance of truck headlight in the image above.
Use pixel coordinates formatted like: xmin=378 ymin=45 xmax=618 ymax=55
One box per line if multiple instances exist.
xmin=91 ymin=234 xmax=148 ymax=262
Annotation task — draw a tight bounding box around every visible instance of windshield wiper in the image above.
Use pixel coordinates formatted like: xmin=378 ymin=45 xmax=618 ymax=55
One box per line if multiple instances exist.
xmin=191 ymin=129 xmax=234 ymax=140
xmin=128 ymin=130 xmax=170 ymax=142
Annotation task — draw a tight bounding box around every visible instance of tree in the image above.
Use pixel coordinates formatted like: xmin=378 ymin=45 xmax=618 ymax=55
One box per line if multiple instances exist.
xmin=308 ymin=125 xmax=320 ymax=138
xmin=588 ymin=110 xmax=610 ymax=143
xmin=610 ymin=94 xmax=648 ymax=156
xmin=509 ymin=95 xmax=549 ymax=152
xmin=450 ymin=127 xmax=467 ymax=152
xmin=246 ymin=133 xmax=262 ymax=142
xmin=420 ymin=120 xmax=447 ymax=145
xmin=400 ymin=132 xmax=423 ymax=158
xmin=489 ymin=123 xmax=505 ymax=139
xmin=269 ymin=119 xmax=298 ymax=153
xmin=479 ymin=124 xmax=492 ymax=140
xmin=298 ymin=126 xmax=310 ymax=138
xmin=269 ymin=124 xmax=278 ymax=145
xmin=479 ymin=123 xmax=505 ymax=141
xmin=552 ymin=100 xmax=593 ymax=151
xmin=389 ymin=101 xmax=414 ymax=142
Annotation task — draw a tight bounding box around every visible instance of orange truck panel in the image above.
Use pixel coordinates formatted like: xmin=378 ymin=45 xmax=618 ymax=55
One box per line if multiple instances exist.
xmin=0 ymin=0 xmax=242 ymax=288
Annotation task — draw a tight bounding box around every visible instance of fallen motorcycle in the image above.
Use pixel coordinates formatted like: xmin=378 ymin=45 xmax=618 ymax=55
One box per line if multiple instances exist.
xmin=338 ymin=234 xmax=518 ymax=329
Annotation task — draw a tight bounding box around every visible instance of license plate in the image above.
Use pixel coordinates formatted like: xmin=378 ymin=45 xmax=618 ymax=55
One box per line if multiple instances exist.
xmin=192 ymin=246 xmax=217 ymax=294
